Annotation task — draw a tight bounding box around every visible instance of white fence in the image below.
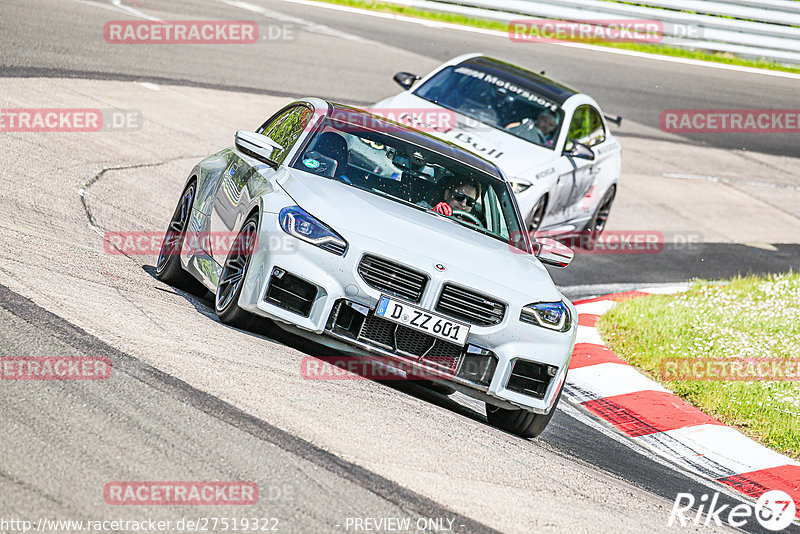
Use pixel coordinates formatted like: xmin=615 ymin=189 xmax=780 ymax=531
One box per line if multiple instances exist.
xmin=379 ymin=0 xmax=800 ymax=65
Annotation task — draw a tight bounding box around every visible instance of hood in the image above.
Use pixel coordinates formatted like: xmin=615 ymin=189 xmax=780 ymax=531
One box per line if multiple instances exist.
xmin=275 ymin=168 xmax=562 ymax=302
xmin=374 ymin=92 xmax=556 ymax=178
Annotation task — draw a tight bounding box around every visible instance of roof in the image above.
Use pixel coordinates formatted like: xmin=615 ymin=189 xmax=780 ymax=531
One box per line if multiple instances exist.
xmin=324 ymin=102 xmax=505 ymax=180
xmin=459 ymin=56 xmax=578 ymax=106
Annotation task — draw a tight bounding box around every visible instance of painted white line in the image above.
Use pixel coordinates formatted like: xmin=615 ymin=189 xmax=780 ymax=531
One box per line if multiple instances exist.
xmin=638 ymin=284 xmax=690 ymax=295
xmin=110 ymin=0 xmax=161 ymax=21
xmin=65 ymin=0 xmax=161 ymax=20
xmin=643 ymin=424 xmax=800 ymax=475
xmin=568 ymin=362 xmax=669 ymax=398
xmin=139 ymin=82 xmax=160 ymax=91
xmin=575 ymin=324 xmax=604 ymax=345
xmin=277 ymin=0 xmax=800 ymax=80
xmin=575 ymin=299 xmax=616 ymax=316
xmin=559 ymin=400 xmax=756 ymax=503
xmin=223 ymin=0 xmax=374 ymax=43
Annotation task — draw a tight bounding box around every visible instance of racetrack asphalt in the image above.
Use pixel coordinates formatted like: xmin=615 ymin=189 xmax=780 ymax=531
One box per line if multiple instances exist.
xmin=1 ymin=0 xmax=799 ymax=532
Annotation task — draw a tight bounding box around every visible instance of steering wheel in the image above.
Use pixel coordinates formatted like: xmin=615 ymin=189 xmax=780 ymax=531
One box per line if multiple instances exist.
xmin=452 ymin=210 xmax=482 ymax=227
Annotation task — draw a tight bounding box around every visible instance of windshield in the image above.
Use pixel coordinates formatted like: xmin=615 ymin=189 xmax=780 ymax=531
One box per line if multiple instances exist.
xmin=291 ymin=117 xmax=528 ymax=252
xmin=413 ymin=65 xmax=565 ymax=149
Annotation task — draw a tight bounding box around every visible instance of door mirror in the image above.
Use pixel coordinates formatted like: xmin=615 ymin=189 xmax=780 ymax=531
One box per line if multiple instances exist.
xmin=563 ymin=139 xmax=595 ymax=161
xmin=235 ymin=130 xmax=282 ymax=170
xmin=533 ymin=238 xmax=574 ymax=268
xmin=393 ymin=71 xmax=420 ymax=90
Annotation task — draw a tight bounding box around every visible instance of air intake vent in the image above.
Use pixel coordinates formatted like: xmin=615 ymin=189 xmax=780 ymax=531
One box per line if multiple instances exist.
xmin=506 ymin=360 xmax=554 ymax=399
xmin=357 ymin=255 xmax=428 ymax=303
xmin=435 ymin=284 xmax=505 ymax=327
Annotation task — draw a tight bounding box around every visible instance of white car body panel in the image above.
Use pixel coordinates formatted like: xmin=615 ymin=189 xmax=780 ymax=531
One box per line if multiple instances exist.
xmin=175 ymin=98 xmax=578 ymax=416
xmin=373 ymin=54 xmax=622 ymax=235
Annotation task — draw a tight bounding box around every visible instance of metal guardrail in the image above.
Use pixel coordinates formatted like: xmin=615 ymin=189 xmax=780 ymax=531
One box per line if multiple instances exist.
xmin=376 ymin=0 xmax=800 ymax=65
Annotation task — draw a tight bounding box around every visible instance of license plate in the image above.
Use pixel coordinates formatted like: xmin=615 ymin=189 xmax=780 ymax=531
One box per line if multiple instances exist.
xmin=375 ymin=295 xmax=470 ymax=346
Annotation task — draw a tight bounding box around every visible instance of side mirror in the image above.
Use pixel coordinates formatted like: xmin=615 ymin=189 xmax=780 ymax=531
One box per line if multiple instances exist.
xmin=235 ymin=130 xmax=282 ymax=170
xmin=533 ymin=238 xmax=574 ymax=268
xmin=563 ymin=139 xmax=595 ymax=161
xmin=393 ymin=71 xmax=420 ymax=90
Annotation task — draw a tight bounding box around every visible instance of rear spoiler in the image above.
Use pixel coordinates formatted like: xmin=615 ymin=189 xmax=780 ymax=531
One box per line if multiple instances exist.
xmin=605 ymin=114 xmax=622 ymax=127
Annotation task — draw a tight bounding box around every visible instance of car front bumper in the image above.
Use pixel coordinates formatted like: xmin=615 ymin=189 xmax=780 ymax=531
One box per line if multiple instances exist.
xmin=237 ymin=212 xmax=577 ymax=415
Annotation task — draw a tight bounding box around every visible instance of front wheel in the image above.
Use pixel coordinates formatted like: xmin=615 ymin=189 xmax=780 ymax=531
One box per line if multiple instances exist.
xmin=215 ymin=214 xmax=262 ymax=330
xmin=486 ymin=386 xmax=563 ymax=438
xmin=527 ymin=196 xmax=547 ymax=236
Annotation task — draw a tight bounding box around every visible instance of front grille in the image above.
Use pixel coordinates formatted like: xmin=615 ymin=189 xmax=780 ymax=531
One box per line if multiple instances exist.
xmin=325 ymin=300 xmax=494 ymax=387
xmin=358 ymin=314 xmax=461 ymax=369
xmin=357 ymin=255 xmax=428 ymax=303
xmin=506 ymin=360 xmax=553 ymax=399
xmin=435 ymin=284 xmax=505 ymax=327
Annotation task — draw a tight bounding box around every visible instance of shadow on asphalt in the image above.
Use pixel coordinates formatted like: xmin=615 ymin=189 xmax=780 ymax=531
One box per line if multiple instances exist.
xmin=141 ymin=265 xmax=489 ymax=425
xmin=548 ymin=242 xmax=800 ymax=287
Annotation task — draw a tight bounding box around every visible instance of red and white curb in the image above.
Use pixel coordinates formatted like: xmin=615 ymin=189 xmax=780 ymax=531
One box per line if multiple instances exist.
xmin=565 ymin=286 xmax=800 ymax=517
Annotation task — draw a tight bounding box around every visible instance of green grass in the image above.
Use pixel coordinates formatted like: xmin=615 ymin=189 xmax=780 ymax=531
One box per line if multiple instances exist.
xmin=597 ymin=273 xmax=800 ymax=459
xmin=308 ymin=0 xmax=800 ymax=74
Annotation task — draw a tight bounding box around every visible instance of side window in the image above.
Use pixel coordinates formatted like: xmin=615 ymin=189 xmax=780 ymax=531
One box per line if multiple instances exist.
xmin=259 ymin=105 xmax=314 ymax=164
xmin=567 ymin=105 xmax=606 ymax=147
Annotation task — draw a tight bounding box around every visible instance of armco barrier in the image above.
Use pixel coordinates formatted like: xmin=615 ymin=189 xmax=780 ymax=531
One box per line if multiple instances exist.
xmin=373 ymin=0 xmax=800 ymax=65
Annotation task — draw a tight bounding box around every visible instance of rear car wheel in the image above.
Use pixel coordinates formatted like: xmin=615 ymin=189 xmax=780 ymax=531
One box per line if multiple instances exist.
xmin=485 ymin=386 xmax=563 ymax=438
xmin=155 ymin=181 xmax=208 ymax=296
xmin=215 ymin=214 xmax=262 ymax=330
xmin=580 ymin=185 xmax=616 ymax=250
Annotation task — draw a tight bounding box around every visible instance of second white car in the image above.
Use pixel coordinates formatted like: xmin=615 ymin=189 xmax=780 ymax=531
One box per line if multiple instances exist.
xmin=374 ymin=53 xmax=622 ymax=248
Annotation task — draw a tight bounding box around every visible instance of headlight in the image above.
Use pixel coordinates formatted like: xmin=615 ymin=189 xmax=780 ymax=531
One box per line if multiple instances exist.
xmin=279 ymin=206 xmax=347 ymax=255
xmin=510 ymin=180 xmax=532 ymax=194
xmin=520 ymin=301 xmax=571 ymax=332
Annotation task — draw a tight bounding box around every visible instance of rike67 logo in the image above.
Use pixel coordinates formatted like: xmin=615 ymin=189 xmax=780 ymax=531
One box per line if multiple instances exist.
xmin=669 ymin=490 xmax=796 ymax=531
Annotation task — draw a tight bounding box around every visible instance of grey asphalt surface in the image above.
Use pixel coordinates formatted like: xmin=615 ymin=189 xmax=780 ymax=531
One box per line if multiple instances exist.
xmin=1 ymin=0 xmax=799 ymax=532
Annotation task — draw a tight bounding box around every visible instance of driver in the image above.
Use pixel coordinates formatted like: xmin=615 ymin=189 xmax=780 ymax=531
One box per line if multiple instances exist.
xmin=505 ymin=110 xmax=557 ymax=147
xmin=432 ymin=178 xmax=480 ymax=217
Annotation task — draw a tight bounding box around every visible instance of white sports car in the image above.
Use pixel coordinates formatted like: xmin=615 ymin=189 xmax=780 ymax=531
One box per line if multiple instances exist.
xmin=156 ymin=98 xmax=577 ymax=438
xmin=374 ymin=54 xmax=622 ymax=247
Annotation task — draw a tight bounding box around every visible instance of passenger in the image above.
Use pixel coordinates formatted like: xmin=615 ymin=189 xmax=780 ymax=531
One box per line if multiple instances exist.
xmin=505 ymin=110 xmax=558 ymax=147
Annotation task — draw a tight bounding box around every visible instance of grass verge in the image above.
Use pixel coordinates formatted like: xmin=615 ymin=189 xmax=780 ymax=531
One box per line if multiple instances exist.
xmin=307 ymin=0 xmax=800 ymax=74
xmin=597 ymin=273 xmax=800 ymax=459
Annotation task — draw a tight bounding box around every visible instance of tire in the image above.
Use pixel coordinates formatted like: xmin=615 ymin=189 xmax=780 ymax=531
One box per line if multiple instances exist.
xmin=485 ymin=386 xmax=563 ymax=439
xmin=215 ymin=214 xmax=262 ymax=330
xmin=527 ymin=195 xmax=547 ymax=236
xmin=155 ymin=181 xmax=208 ymax=296
xmin=580 ymin=185 xmax=616 ymax=250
